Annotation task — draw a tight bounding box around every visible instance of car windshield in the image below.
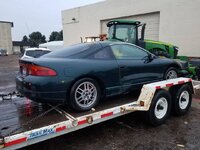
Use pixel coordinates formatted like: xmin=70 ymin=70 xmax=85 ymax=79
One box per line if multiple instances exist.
xmin=26 ymin=50 xmax=50 ymax=58
xmin=42 ymin=43 xmax=95 ymax=58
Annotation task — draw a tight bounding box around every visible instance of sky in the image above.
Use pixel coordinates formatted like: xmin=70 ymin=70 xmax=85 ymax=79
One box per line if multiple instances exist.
xmin=0 ymin=0 xmax=104 ymax=41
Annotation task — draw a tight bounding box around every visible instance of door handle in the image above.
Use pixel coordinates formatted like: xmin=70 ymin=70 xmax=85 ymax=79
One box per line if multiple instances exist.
xmin=119 ymin=65 xmax=127 ymax=69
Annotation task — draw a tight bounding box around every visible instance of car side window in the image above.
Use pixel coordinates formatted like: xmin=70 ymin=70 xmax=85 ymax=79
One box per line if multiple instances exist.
xmin=88 ymin=46 xmax=114 ymax=59
xmin=110 ymin=44 xmax=148 ymax=60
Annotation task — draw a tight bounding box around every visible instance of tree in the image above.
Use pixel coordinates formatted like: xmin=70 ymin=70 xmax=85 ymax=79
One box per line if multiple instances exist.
xmin=49 ymin=30 xmax=63 ymax=41
xmin=22 ymin=35 xmax=29 ymax=43
xmin=29 ymin=32 xmax=46 ymax=47
xmin=49 ymin=31 xmax=59 ymax=42
xmin=56 ymin=30 xmax=63 ymax=41
xmin=41 ymin=35 xmax=46 ymax=43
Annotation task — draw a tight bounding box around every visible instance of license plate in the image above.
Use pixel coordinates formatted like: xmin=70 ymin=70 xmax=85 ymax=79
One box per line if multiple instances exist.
xmin=20 ymin=66 xmax=27 ymax=76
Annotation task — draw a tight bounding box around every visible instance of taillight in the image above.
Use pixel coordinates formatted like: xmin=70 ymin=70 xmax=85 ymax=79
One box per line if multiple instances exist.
xmin=20 ymin=63 xmax=57 ymax=76
xmin=28 ymin=65 xmax=57 ymax=76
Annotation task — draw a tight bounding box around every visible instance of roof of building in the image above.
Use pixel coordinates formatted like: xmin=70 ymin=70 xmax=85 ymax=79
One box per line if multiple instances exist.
xmin=13 ymin=41 xmax=31 ymax=47
xmin=0 ymin=21 xmax=14 ymax=27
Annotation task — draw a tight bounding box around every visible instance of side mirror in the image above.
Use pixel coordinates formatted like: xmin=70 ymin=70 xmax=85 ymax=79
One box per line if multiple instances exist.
xmin=148 ymin=54 xmax=154 ymax=61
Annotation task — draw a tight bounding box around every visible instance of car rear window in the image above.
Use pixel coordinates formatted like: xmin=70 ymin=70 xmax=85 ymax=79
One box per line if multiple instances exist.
xmin=42 ymin=43 xmax=100 ymax=58
xmin=26 ymin=50 xmax=50 ymax=58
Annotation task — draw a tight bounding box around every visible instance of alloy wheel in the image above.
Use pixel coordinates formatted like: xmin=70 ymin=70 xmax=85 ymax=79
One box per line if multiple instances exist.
xmin=75 ymin=81 xmax=97 ymax=108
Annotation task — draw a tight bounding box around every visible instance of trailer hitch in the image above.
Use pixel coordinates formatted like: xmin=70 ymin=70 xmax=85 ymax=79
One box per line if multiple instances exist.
xmin=0 ymin=137 xmax=4 ymax=149
xmin=0 ymin=91 xmax=23 ymax=101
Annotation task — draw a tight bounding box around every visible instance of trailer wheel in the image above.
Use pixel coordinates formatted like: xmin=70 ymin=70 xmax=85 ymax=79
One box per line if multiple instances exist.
xmin=146 ymin=90 xmax=171 ymax=126
xmin=172 ymin=84 xmax=192 ymax=116
xmin=69 ymin=78 xmax=100 ymax=111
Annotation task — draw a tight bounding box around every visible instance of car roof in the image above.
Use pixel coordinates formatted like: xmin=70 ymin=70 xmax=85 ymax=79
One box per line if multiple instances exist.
xmin=25 ymin=47 xmax=50 ymax=51
xmin=98 ymin=41 xmax=136 ymax=47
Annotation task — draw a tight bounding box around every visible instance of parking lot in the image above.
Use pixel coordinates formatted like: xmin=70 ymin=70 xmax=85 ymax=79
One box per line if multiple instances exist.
xmin=0 ymin=55 xmax=200 ymax=150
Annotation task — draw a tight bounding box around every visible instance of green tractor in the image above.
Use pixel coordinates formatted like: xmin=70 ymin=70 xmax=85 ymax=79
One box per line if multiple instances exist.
xmin=107 ymin=20 xmax=199 ymax=79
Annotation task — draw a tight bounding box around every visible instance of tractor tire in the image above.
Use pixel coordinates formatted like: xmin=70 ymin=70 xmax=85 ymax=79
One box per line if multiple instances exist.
xmin=151 ymin=48 xmax=171 ymax=58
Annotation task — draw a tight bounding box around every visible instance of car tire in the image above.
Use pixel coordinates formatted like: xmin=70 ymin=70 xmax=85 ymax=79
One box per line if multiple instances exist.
xmin=172 ymin=84 xmax=192 ymax=116
xmin=69 ymin=78 xmax=101 ymax=111
xmin=145 ymin=90 xmax=171 ymax=126
xmin=164 ymin=67 xmax=178 ymax=80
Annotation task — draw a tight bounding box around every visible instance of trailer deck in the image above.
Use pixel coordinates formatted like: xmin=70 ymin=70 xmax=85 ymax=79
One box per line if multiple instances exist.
xmin=0 ymin=78 xmax=199 ymax=150
xmin=0 ymin=92 xmax=139 ymax=138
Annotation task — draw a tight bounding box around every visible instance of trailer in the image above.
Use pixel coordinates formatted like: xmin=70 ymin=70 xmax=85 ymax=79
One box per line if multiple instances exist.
xmin=0 ymin=78 xmax=200 ymax=150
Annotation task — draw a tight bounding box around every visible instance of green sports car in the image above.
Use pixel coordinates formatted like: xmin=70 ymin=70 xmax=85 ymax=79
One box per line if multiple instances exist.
xmin=16 ymin=41 xmax=181 ymax=111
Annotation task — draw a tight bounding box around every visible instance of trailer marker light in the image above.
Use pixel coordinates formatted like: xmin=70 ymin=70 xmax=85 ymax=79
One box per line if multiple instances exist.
xmin=86 ymin=116 xmax=93 ymax=124
xmin=140 ymin=101 xmax=145 ymax=106
xmin=120 ymin=107 xmax=126 ymax=113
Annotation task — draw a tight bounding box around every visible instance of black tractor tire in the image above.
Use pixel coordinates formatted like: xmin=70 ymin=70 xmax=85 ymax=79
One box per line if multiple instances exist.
xmin=164 ymin=67 xmax=178 ymax=80
xmin=145 ymin=90 xmax=172 ymax=126
xmin=151 ymin=48 xmax=171 ymax=58
xmin=172 ymin=84 xmax=192 ymax=116
xmin=69 ymin=78 xmax=101 ymax=111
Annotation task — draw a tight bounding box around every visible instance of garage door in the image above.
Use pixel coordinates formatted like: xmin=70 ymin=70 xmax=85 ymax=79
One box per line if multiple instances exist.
xmin=101 ymin=12 xmax=160 ymax=40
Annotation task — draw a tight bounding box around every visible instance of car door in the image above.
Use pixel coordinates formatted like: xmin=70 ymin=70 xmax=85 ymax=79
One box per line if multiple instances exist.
xmin=87 ymin=46 xmax=121 ymax=96
xmin=110 ymin=43 xmax=160 ymax=92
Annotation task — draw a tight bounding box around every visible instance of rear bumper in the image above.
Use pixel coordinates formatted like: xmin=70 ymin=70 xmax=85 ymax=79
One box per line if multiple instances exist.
xmin=16 ymin=75 xmax=71 ymax=103
xmin=17 ymin=86 xmax=66 ymax=103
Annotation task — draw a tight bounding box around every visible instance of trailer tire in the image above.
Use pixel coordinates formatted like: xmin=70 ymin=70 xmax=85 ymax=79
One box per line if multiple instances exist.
xmin=146 ymin=90 xmax=171 ymax=126
xmin=69 ymin=78 xmax=100 ymax=111
xmin=172 ymin=84 xmax=192 ymax=116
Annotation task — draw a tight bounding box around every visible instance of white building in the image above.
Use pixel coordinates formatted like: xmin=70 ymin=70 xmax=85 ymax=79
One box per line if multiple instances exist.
xmin=0 ymin=21 xmax=13 ymax=54
xmin=62 ymin=0 xmax=200 ymax=57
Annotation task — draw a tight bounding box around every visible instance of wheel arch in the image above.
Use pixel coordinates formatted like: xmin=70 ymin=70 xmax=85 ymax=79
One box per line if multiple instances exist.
xmin=168 ymin=63 xmax=181 ymax=70
xmin=151 ymin=47 xmax=165 ymax=52
xmin=169 ymin=82 xmax=194 ymax=96
xmin=164 ymin=64 xmax=181 ymax=77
